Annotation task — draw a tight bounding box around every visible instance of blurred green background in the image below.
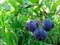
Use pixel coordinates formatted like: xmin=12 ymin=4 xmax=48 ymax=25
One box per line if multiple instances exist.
xmin=0 ymin=0 xmax=60 ymax=45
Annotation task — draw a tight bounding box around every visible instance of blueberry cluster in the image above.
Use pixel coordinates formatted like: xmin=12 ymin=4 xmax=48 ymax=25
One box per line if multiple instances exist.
xmin=26 ymin=18 xmax=54 ymax=40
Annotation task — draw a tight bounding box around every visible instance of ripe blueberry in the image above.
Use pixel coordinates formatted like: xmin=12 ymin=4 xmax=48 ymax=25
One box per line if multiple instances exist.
xmin=26 ymin=19 xmax=39 ymax=32
xmin=42 ymin=18 xmax=54 ymax=31
xmin=33 ymin=28 xmax=47 ymax=40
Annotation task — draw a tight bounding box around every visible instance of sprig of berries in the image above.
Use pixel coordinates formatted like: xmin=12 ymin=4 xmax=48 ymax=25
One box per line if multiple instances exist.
xmin=25 ymin=18 xmax=54 ymax=40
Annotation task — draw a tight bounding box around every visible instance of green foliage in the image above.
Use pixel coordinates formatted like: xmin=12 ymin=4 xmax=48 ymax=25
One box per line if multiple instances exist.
xmin=51 ymin=0 xmax=60 ymax=13
xmin=0 ymin=0 xmax=60 ymax=45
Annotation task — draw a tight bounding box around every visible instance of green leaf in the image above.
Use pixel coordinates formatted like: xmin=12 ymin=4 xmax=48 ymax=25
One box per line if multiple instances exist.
xmin=0 ymin=4 xmax=2 ymax=11
xmin=51 ymin=0 xmax=60 ymax=13
xmin=8 ymin=0 xmax=17 ymax=9
xmin=10 ymin=31 xmax=18 ymax=45
xmin=29 ymin=0 xmax=39 ymax=4
xmin=0 ymin=39 xmax=7 ymax=45
xmin=43 ymin=0 xmax=52 ymax=8
xmin=16 ymin=0 xmax=23 ymax=4
xmin=2 ymin=3 xmax=10 ymax=11
xmin=34 ymin=7 xmax=40 ymax=14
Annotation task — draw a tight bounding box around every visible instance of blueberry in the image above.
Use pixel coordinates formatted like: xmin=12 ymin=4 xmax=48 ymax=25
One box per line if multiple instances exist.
xmin=42 ymin=18 xmax=54 ymax=31
xmin=26 ymin=19 xmax=39 ymax=32
xmin=33 ymin=28 xmax=47 ymax=40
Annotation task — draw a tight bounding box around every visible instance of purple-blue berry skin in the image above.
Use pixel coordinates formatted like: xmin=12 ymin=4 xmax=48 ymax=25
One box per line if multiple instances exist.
xmin=26 ymin=20 xmax=39 ymax=32
xmin=42 ymin=18 xmax=54 ymax=31
xmin=33 ymin=28 xmax=47 ymax=40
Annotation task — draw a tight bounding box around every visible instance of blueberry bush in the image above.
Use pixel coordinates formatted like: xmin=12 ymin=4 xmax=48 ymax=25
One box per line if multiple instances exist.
xmin=0 ymin=0 xmax=60 ymax=45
